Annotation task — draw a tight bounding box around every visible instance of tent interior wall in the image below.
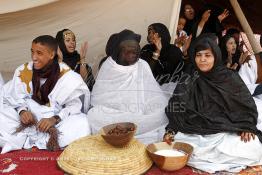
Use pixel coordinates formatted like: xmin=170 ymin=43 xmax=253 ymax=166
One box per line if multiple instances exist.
xmin=0 ymin=0 xmax=261 ymax=81
xmin=0 ymin=0 xmax=175 ymax=81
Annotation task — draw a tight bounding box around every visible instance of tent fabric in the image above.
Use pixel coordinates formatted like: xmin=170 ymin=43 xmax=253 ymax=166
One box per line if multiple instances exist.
xmin=0 ymin=0 xmax=58 ymax=14
xmin=0 ymin=0 xmax=175 ymax=80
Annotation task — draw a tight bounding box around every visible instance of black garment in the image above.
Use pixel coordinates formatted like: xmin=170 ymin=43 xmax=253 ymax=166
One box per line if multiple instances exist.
xmin=99 ymin=33 xmax=118 ymax=69
xmin=191 ymin=4 xmax=224 ymax=40
xmin=165 ymin=37 xmax=262 ymax=142
xmin=184 ymin=18 xmax=197 ymax=36
xmin=110 ymin=29 xmax=141 ymax=65
xmin=253 ymin=84 xmax=262 ymax=96
xmin=56 ymin=29 xmax=95 ymax=90
xmin=141 ymin=44 xmax=184 ymax=85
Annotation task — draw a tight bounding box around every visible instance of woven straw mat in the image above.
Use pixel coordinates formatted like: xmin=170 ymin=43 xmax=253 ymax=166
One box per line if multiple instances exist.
xmin=57 ymin=135 xmax=153 ymax=175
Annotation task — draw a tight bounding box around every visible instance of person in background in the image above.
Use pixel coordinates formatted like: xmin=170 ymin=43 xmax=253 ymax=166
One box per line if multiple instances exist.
xmin=220 ymin=34 xmax=241 ymax=71
xmin=56 ymin=29 xmax=95 ymax=91
xmin=140 ymin=23 xmax=184 ymax=85
xmin=183 ymin=3 xmax=229 ymax=40
xmin=164 ymin=37 xmax=262 ymax=173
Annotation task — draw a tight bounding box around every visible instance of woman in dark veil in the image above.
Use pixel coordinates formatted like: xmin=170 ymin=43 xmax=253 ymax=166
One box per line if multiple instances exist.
xmin=164 ymin=37 xmax=262 ymax=173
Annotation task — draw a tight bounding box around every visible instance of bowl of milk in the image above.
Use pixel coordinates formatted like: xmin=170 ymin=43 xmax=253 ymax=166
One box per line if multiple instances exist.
xmin=146 ymin=142 xmax=193 ymax=171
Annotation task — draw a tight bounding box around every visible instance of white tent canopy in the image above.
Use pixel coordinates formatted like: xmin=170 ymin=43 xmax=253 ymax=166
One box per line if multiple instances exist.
xmin=0 ymin=0 xmax=58 ymax=14
xmin=0 ymin=0 xmax=180 ymax=81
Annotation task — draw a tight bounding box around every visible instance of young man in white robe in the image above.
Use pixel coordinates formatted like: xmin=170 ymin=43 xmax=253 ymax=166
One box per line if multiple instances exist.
xmin=88 ymin=29 xmax=169 ymax=144
xmin=0 ymin=35 xmax=90 ymax=154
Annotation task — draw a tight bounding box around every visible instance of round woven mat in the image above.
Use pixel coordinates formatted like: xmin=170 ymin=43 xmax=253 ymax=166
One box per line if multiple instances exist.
xmin=57 ymin=135 xmax=152 ymax=175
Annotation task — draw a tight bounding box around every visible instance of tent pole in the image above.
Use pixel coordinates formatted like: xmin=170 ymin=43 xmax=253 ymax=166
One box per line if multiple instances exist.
xmin=229 ymin=0 xmax=262 ymax=53
xmin=169 ymin=0 xmax=182 ymax=44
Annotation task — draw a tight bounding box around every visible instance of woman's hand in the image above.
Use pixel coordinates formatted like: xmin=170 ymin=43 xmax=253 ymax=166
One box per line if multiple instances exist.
xmin=218 ymin=9 xmax=229 ymax=23
xmin=153 ymin=35 xmax=162 ymax=54
xmin=201 ymin=10 xmax=211 ymax=23
xmin=163 ymin=132 xmax=174 ymax=145
xmin=239 ymin=51 xmax=251 ymax=65
xmin=57 ymin=47 xmax=63 ymax=63
xmin=240 ymin=132 xmax=255 ymax=142
xmin=37 ymin=117 xmax=56 ymax=133
xmin=227 ymin=62 xmax=238 ymax=70
xmin=182 ymin=35 xmax=192 ymax=56
xmin=80 ymin=41 xmax=88 ymax=63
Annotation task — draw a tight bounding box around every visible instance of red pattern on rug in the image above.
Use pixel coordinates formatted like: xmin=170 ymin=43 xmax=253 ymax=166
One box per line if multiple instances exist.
xmin=0 ymin=148 xmax=262 ymax=175
xmin=0 ymin=148 xmax=63 ymax=175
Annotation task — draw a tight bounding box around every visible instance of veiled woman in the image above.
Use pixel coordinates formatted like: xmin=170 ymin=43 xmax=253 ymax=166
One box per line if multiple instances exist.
xmin=164 ymin=37 xmax=262 ymax=173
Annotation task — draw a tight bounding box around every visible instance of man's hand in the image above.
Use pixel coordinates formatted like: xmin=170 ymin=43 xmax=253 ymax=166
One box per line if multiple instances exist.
xmin=20 ymin=111 xmax=35 ymax=125
xmin=37 ymin=117 xmax=56 ymax=133
xmin=240 ymin=132 xmax=255 ymax=142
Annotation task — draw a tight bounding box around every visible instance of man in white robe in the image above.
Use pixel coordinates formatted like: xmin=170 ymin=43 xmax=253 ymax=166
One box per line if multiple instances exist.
xmin=88 ymin=30 xmax=168 ymax=144
xmin=0 ymin=35 xmax=90 ymax=153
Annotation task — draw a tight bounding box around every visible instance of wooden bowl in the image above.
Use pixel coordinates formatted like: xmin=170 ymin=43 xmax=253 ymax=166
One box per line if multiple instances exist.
xmin=101 ymin=122 xmax=137 ymax=147
xmin=146 ymin=142 xmax=193 ymax=171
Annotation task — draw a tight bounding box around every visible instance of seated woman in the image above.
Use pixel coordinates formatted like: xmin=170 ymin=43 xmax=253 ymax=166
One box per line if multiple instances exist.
xmin=140 ymin=23 xmax=184 ymax=85
xmin=87 ymin=29 xmax=169 ymax=144
xmin=56 ymin=29 xmax=95 ymax=91
xmin=164 ymin=37 xmax=262 ymax=173
xmin=220 ymin=34 xmax=242 ymax=71
xmin=0 ymin=35 xmax=90 ymax=153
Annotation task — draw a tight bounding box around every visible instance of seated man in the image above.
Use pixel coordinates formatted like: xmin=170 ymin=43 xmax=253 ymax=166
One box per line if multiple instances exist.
xmin=0 ymin=35 xmax=90 ymax=153
xmin=88 ymin=29 xmax=168 ymax=144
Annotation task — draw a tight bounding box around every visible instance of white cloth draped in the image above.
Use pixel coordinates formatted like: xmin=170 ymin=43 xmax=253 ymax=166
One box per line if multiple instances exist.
xmin=87 ymin=57 xmax=169 ymax=144
xmin=0 ymin=73 xmax=4 ymax=87
xmin=0 ymin=62 xmax=91 ymax=153
xmin=175 ymin=132 xmax=262 ymax=173
xmin=239 ymin=55 xmax=262 ymax=130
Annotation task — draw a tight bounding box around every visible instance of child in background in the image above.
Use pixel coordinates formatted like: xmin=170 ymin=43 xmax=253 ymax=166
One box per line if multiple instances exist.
xmin=175 ymin=17 xmax=188 ymax=50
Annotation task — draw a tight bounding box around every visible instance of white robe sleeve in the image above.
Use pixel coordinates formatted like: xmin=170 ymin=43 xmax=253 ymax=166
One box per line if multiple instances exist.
xmin=238 ymin=55 xmax=259 ymax=95
xmin=58 ymin=97 xmax=82 ymax=120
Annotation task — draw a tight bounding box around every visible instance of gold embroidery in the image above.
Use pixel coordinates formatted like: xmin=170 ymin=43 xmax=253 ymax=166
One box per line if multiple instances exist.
xmin=19 ymin=63 xmax=33 ymax=94
xmin=63 ymin=30 xmax=75 ymax=40
xmin=60 ymin=68 xmax=70 ymax=78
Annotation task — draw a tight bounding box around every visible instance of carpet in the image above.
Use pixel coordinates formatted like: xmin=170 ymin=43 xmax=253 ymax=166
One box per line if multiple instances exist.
xmin=0 ymin=148 xmax=261 ymax=175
